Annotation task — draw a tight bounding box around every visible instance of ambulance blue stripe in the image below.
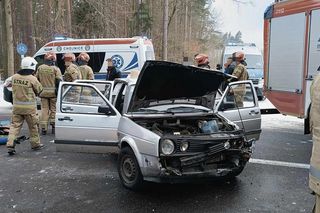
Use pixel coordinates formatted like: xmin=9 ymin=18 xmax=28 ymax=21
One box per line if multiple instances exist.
xmin=123 ymin=62 xmax=138 ymax=71
xmin=123 ymin=53 xmax=139 ymax=71
xmin=94 ymin=73 xmax=128 ymax=80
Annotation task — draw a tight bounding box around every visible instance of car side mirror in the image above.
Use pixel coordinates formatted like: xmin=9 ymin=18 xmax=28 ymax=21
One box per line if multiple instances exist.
xmin=98 ymin=105 xmax=114 ymax=115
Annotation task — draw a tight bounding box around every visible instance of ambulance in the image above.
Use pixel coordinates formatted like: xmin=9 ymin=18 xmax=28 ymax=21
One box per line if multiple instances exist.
xmin=264 ymin=0 xmax=320 ymax=133
xmin=33 ymin=36 xmax=155 ymax=79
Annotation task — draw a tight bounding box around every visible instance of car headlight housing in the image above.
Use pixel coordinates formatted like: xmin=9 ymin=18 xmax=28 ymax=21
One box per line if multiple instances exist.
xmin=180 ymin=141 xmax=189 ymax=152
xmin=161 ymin=139 xmax=175 ymax=155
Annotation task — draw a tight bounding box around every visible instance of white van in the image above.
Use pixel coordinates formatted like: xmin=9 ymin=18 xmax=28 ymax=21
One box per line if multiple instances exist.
xmin=33 ymin=36 xmax=155 ymax=80
xmin=221 ymin=43 xmax=264 ymax=100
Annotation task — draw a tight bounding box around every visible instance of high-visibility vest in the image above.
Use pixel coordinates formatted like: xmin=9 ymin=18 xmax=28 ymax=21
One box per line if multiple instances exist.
xmin=12 ymin=73 xmax=43 ymax=114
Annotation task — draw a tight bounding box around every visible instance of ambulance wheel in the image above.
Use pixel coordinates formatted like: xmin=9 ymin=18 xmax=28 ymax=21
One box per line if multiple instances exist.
xmin=118 ymin=147 xmax=143 ymax=190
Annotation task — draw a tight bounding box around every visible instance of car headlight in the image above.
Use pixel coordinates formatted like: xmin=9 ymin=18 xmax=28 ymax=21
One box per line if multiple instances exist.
xmin=180 ymin=141 xmax=189 ymax=152
xmin=161 ymin=139 xmax=175 ymax=155
xmin=224 ymin=141 xmax=231 ymax=149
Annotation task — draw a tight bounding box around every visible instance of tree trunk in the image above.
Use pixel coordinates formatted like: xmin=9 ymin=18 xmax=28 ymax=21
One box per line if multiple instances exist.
xmin=56 ymin=0 xmax=66 ymax=34
xmin=183 ymin=0 xmax=188 ymax=58
xmin=4 ymin=0 xmax=14 ymax=77
xmin=24 ymin=0 xmax=35 ymax=55
xmin=66 ymin=0 xmax=72 ymax=36
xmin=0 ymin=0 xmax=7 ymax=79
xmin=162 ymin=0 xmax=168 ymax=61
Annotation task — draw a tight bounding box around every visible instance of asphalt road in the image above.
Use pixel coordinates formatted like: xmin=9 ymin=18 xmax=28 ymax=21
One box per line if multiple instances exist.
xmin=0 ymin=113 xmax=314 ymax=213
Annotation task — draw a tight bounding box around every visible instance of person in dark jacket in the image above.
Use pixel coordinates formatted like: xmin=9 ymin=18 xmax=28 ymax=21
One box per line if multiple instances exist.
xmin=224 ymin=56 xmax=234 ymax=75
xmin=224 ymin=52 xmax=247 ymax=75
xmin=106 ymin=58 xmax=121 ymax=81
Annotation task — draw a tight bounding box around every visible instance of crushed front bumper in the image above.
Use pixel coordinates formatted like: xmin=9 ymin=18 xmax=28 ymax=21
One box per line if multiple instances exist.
xmin=155 ymin=140 xmax=254 ymax=181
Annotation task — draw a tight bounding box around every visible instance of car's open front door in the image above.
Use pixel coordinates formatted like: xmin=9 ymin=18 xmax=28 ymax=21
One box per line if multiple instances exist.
xmin=55 ymin=82 xmax=120 ymax=153
xmin=216 ymin=80 xmax=262 ymax=140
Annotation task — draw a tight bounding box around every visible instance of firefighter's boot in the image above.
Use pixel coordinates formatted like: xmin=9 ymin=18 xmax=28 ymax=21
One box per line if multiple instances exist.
xmin=32 ymin=144 xmax=44 ymax=151
xmin=7 ymin=147 xmax=16 ymax=156
xmin=51 ymin=124 xmax=55 ymax=134
xmin=41 ymin=128 xmax=47 ymax=135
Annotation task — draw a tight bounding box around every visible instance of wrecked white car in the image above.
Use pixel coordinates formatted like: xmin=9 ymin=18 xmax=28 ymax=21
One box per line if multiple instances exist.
xmin=55 ymin=61 xmax=261 ymax=189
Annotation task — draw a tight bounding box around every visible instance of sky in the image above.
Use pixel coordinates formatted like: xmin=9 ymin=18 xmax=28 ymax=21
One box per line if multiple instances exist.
xmin=213 ymin=0 xmax=274 ymax=50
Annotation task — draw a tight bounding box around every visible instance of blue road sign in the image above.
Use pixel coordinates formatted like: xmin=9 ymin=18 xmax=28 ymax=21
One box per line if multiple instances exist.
xmin=17 ymin=43 xmax=28 ymax=56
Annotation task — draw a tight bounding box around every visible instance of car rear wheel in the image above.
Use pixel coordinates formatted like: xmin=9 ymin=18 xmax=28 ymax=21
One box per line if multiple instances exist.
xmin=118 ymin=146 xmax=143 ymax=190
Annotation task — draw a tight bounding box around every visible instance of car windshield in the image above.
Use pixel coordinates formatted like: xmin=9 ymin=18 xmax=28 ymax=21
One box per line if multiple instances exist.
xmin=224 ymin=54 xmax=263 ymax=69
xmin=247 ymin=69 xmax=263 ymax=79
xmin=135 ymin=105 xmax=211 ymax=114
xmin=165 ymin=106 xmax=210 ymax=113
xmin=245 ymin=55 xmax=263 ymax=69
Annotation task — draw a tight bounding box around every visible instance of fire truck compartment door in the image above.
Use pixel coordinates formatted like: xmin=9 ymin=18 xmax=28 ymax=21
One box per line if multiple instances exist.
xmin=268 ymin=12 xmax=306 ymax=93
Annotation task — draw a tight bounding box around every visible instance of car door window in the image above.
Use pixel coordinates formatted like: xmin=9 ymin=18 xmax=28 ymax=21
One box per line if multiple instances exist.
xmin=112 ymin=82 xmax=124 ymax=105
xmin=219 ymin=82 xmax=256 ymax=111
xmin=217 ymin=81 xmax=261 ymax=141
xmin=61 ymin=84 xmax=110 ymax=114
xmin=75 ymin=80 xmax=113 ymax=101
xmin=114 ymin=84 xmax=127 ymax=113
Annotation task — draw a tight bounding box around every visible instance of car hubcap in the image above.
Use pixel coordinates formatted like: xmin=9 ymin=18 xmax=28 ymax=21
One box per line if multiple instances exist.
xmin=122 ymin=157 xmax=136 ymax=183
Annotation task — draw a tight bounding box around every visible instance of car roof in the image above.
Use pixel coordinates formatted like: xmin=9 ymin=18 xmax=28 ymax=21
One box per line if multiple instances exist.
xmin=224 ymin=45 xmax=262 ymax=55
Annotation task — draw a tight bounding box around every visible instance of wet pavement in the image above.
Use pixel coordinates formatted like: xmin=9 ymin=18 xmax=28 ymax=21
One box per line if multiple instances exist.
xmin=0 ymin=113 xmax=313 ymax=213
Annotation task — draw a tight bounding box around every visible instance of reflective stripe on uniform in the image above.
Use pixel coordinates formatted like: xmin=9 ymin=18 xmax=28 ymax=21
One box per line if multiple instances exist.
xmin=310 ymin=165 xmax=320 ymax=180
xmin=42 ymin=87 xmax=56 ymax=90
xmin=14 ymin=101 xmax=36 ymax=105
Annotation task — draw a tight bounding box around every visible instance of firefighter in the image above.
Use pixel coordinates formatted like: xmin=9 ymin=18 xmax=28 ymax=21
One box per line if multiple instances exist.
xmin=63 ymin=52 xmax=82 ymax=82
xmin=6 ymin=57 xmax=44 ymax=155
xmin=63 ymin=53 xmax=82 ymax=102
xmin=76 ymin=52 xmax=94 ymax=103
xmin=310 ymin=72 xmax=320 ymax=213
xmin=225 ymin=52 xmax=248 ymax=75
xmin=194 ymin=53 xmax=210 ymax=69
xmin=231 ymin=51 xmax=249 ymax=107
xmin=36 ymin=51 xmax=62 ymax=135
xmin=77 ymin=52 xmax=94 ymax=80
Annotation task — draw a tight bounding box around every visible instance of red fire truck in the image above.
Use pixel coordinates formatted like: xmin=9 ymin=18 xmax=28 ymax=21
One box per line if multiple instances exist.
xmin=264 ymin=0 xmax=320 ymax=133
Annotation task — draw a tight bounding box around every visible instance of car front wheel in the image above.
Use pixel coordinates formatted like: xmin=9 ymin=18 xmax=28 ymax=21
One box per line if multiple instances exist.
xmin=118 ymin=146 xmax=143 ymax=190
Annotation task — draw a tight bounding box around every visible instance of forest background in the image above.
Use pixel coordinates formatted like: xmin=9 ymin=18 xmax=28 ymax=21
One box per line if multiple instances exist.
xmin=0 ymin=0 xmax=245 ymax=78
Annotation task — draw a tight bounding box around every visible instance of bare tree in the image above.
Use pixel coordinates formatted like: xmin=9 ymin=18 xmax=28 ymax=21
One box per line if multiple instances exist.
xmin=66 ymin=0 xmax=72 ymax=36
xmin=162 ymin=0 xmax=168 ymax=61
xmin=24 ymin=0 xmax=35 ymax=55
xmin=4 ymin=0 xmax=14 ymax=77
xmin=0 ymin=0 xmax=6 ymax=78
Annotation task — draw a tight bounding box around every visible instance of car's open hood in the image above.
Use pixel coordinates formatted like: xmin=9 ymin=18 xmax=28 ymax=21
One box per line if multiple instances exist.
xmin=128 ymin=61 xmax=225 ymax=112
